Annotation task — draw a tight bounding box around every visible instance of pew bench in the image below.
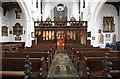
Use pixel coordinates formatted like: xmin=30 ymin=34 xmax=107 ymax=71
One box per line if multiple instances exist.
xmin=83 ymin=57 xmax=120 ymax=78
xmin=0 ymin=42 xmax=25 ymax=52
xmin=1 ymin=57 xmax=46 ymax=78
xmin=0 ymin=71 xmax=25 ymax=79
xmin=2 ymin=51 xmax=52 ymax=72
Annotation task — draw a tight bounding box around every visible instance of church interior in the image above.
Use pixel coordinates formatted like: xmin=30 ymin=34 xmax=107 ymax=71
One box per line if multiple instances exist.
xmin=0 ymin=0 xmax=120 ymax=79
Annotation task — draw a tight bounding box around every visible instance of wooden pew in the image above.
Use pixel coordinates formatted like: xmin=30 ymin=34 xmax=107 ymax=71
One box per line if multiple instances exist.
xmin=1 ymin=57 xmax=46 ymax=79
xmin=65 ymin=43 xmax=105 ymax=59
xmin=70 ymin=49 xmax=110 ymax=64
xmin=83 ymin=57 xmax=120 ymax=78
xmin=0 ymin=42 xmax=25 ymax=52
xmin=66 ymin=43 xmax=95 ymax=48
xmin=65 ymin=43 xmax=119 ymax=78
xmin=2 ymin=46 xmax=56 ymax=71
xmin=0 ymin=71 xmax=25 ymax=79
xmin=73 ymin=51 xmax=119 ymax=76
xmin=2 ymin=52 xmax=48 ymax=58
xmin=74 ymin=48 xmax=109 ymax=51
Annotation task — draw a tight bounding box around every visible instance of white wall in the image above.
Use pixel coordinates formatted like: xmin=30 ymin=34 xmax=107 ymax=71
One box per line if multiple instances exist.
xmin=9 ymin=9 xmax=26 ymax=42
xmin=0 ymin=8 xmax=26 ymax=42
xmin=0 ymin=0 xmax=36 ymax=47
xmin=90 ymin=4 xmax=118 ymax=48
xmin=0 ymin=7 xmax=9 ymax=42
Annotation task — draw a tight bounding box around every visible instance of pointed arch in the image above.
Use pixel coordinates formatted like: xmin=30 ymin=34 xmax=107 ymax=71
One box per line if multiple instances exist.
xmin=112 ymin=34 xmax=116 ymax=43
xmin=99 ymin=34 xmax=104 ymax=44
xmin=16 ymin=0 xmax=33 ymax=47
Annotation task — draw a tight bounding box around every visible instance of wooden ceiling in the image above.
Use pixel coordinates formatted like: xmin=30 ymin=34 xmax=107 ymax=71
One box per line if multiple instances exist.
xmin=2 ymin=2 xmax=21 ymax=16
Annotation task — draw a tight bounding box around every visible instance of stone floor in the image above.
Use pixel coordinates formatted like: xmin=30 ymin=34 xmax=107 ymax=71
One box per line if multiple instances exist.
xmin=47 ymin=49 xmax=80 ymax=79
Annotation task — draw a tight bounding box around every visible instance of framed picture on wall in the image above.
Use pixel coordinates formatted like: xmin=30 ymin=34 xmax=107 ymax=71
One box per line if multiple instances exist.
xmin=92 ymin=37 xmax=95 ymax=40
xmin=15 ymin=37 xmax=21 ymax=41
xmin=13 ymin=23 xmax=23 ymax=36
xmin=2 ymin=26 xmax=8 ymax=36
xmin=105 ymin=34 xmax=111 ymax=41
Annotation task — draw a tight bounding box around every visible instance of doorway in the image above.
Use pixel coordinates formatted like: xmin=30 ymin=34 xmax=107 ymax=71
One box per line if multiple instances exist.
xmin=56 ymin=31 xmax=65 ymax=49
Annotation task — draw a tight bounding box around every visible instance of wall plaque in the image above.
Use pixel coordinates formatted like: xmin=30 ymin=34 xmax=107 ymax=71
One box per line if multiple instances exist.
xmin=92 ymin=37 xmax=95 ymax=40
xmin=13 ymin=23 xmax=23 ymax=36
xmin=15 ymin=37 xmax=21 ymax=41
xmin=2 ymin=26 xmax=8 ymax=36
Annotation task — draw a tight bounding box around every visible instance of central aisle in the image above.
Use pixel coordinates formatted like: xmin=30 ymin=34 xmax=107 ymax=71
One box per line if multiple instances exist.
xmin=47 ymin=49 xmax=79 ymax=79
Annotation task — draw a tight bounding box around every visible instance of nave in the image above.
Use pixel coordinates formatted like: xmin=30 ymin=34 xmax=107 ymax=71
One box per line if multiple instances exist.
xmin=1 ymin=0 xmax=120 ymax=79
xmin=1 ymin=42 xmax=120 ymax=79
xmin=48 ymin=49 xmax=79 ymax=79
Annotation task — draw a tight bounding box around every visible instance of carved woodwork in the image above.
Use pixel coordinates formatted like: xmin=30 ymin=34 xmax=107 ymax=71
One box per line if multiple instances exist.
xmin=24 ymin=55 xmax=32 ymax=79
xmin=46 ymin=17 xmax=51 ymax=21
xmin=102 ymin=53 xmax=112 ymax=78
xmin=34 ymin=20 xmax=87 ymax=44
xmin=70 ymin=17 xmax=76 ymax=21
xmin=103 ymin=16 xmax=115 ymax=32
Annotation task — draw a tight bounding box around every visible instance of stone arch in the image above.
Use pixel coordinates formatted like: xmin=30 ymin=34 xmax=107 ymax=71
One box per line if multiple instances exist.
xmin=94 ymin=1 xmax=117 ymax=26
xmin=90 ymin=0 xmax=117 ymax=47
xmin=16 ymin=0 xmax=33 ymax=47
xmin=92 ymin=0 xmax=107 ymax=24
xmin=89 ymin=0 xmax=107 ymax=46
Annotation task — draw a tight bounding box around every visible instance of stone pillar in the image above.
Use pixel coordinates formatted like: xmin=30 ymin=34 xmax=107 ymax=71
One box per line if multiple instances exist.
xmin=118 ymin=6 xmax=120 ymax=41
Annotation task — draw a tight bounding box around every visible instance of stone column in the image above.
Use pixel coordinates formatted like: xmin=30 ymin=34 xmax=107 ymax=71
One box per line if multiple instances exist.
xmin=118 ymin=6 xmax=120 ymax=40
